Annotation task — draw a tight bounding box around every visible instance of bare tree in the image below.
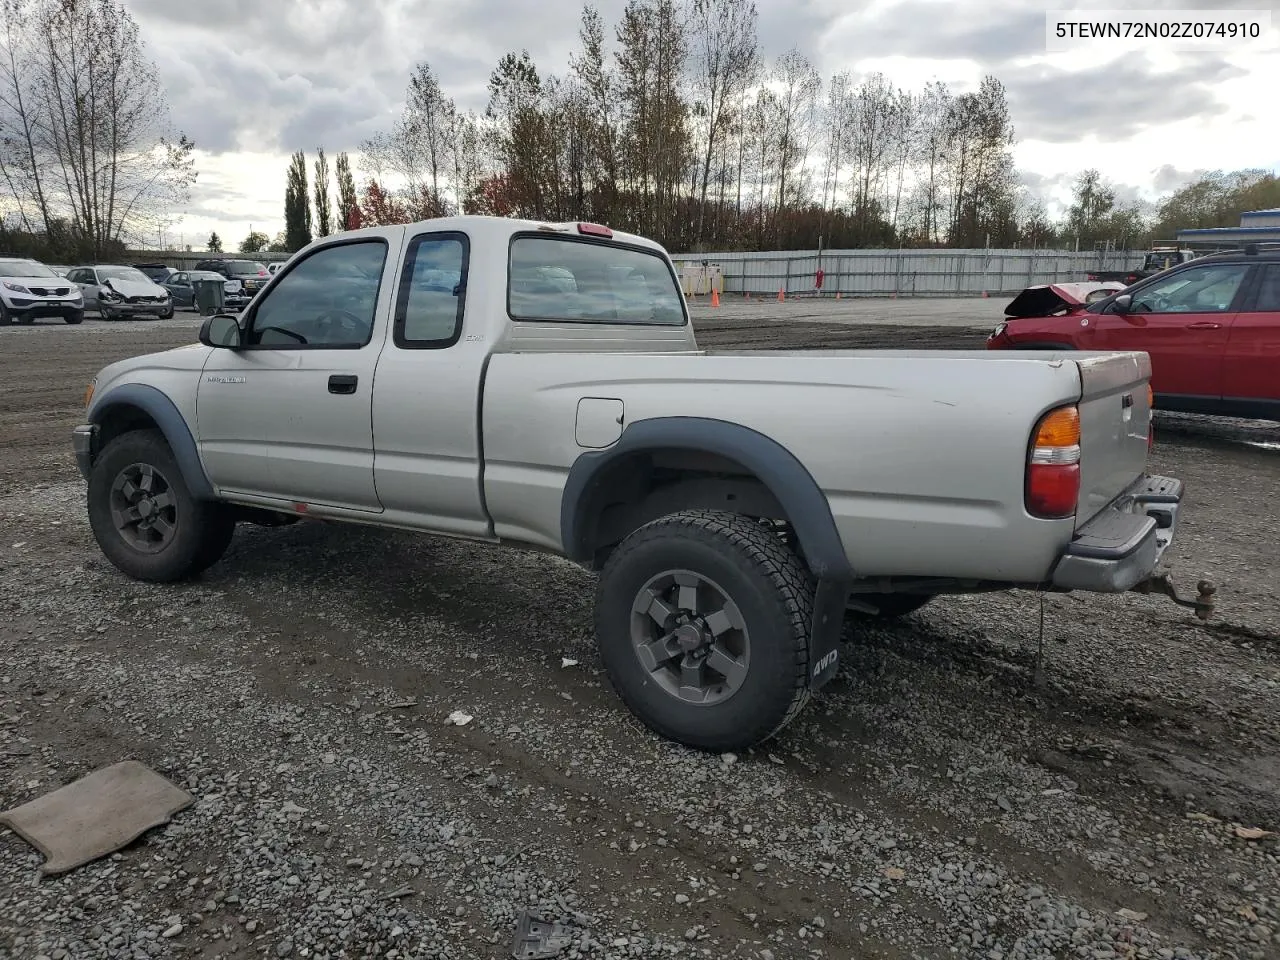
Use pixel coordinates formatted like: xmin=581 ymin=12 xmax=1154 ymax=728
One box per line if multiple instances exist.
xmin=847 ymin=73 xmax=897 ymax=241
xmin=767 ymin=49 xmax=820 ymax=240
xmin=687 ymin=0 xmax=758 ymax=246
xmin=912 ymin=81 xmax=951 ymax=244
xmin=0 ymin=0 xmax=195 ymax=259
xmin=571 ymin=4 xmax=620 ymax=223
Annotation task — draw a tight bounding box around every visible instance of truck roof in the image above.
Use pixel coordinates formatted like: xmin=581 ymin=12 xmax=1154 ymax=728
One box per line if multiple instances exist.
xmin=335 ymin=214 xmax=667 ymax=254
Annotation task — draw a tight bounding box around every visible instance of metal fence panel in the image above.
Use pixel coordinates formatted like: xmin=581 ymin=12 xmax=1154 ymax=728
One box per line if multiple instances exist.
xmin=669 ymin=248 xmax=1138 ymax=297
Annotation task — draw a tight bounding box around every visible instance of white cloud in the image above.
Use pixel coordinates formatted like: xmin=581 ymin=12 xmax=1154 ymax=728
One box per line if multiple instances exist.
xmin=125 ymin=0 xmax=1280 ymax=247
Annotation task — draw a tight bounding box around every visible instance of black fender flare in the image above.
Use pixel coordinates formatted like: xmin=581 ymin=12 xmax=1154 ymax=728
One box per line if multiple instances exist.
xmin=560 ymin=416 xmax=854 ymax=581
xmin=88 ymin=383 xmax=216 ymax=500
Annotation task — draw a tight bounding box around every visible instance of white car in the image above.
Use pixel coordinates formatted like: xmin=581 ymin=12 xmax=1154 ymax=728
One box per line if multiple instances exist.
xmin=67 ymin=264 xmax=174 ymax=320
xmin=0 ymin=257 xmax=85 ymax=325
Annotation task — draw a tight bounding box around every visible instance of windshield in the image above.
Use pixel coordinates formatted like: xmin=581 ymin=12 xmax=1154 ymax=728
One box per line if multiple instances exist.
xmin=226 ymin=260 xmax=267 ymax=276
xmin=97 ymin=266 xmax=150 ymax=283
xmin=0 ymin=260 xmax=57 ymax=278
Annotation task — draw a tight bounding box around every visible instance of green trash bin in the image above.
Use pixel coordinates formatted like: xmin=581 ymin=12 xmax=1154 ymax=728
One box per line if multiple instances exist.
xmin=193 ymin=278 xmax=226 ymax=316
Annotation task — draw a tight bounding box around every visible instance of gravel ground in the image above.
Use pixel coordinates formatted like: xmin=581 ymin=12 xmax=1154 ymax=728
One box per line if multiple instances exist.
xmin=1 ymin=305 xmax=1278 ymax=960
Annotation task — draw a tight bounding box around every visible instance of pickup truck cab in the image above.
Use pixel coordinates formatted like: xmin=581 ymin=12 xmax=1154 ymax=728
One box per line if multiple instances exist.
xmin=72 ymin=215 xmax=1205 ymax=751
xmin=1086 ymin=247 xmax=1197 ymax=286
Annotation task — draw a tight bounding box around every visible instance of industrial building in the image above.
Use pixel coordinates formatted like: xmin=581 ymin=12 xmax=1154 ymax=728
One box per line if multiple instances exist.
xmin=1176 ymin=207 xmax=1280 ymax=251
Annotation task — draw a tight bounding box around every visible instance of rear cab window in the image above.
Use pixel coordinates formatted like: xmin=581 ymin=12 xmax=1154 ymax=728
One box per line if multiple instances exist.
xmin=507 ymin=234 xmax=686 ymax=326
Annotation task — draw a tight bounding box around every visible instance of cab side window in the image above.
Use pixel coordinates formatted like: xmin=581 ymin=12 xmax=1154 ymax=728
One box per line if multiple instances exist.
xmin=393 ymin=232 xmax=468 ymax=349
xmin=245 ymin=240 xmax=387 ymax=348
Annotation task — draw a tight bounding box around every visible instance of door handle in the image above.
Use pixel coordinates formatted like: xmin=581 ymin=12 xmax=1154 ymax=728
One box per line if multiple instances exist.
xmin=328 ymin=374 xmax=358 ymax=395
xmin=1186 ymin=321 xmax=1222 ymax=330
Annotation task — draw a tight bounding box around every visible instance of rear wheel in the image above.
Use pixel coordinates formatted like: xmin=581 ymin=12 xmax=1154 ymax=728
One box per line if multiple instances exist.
xmin=87 ymin=429 xmax=236 ymax=583
xmin=594 ymin=511 xmax=813 ymax=752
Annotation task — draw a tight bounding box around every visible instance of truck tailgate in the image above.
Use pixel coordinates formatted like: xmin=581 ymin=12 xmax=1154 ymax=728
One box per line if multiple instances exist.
xmin=1071 ymin=351 xmax=1153 ymax=525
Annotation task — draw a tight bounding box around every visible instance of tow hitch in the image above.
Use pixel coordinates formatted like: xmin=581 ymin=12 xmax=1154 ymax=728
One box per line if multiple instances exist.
xmin=1131 ymin=573 xmax=1217 ymax=620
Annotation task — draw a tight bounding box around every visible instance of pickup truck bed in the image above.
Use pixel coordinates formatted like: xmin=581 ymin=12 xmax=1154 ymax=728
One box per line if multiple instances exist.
xmin=71 ymin=215 xmax=1207 ymax=753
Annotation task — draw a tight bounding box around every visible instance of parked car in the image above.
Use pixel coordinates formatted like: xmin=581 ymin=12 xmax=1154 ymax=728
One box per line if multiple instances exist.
xmin=46 ymin=264 xmax=71 ymax=277
xmin=989 ymin=244 xmax=1280 ymax=421
xmin=162 ymin=270 xmax=251 ymax=311
xmin=267 ymin=262 xmax=285 ymax=276
xmin=0 ymin=257 xmax=84 ymax=324
xmin=66 ymin=264 xmax=174 ymax=320
xmin=132 ymin=262 xmax=175 ymax=283
xmin=72 ymin=215 xmax=1208 ymax=753
xmin=193 ymin=258 xmax=271 ymax=296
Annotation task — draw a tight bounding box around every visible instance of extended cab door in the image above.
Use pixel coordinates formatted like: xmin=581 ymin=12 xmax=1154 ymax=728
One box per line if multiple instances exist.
xmin=1223 ymin=261 xmax=1280 ymax=413
xmin=1087 ymin=261 xmax=1252 ymax=402
xmin=196 ymin=231 xmax=404 ymax=511
xmin=368 ymin=229 xmax=493 ymax=538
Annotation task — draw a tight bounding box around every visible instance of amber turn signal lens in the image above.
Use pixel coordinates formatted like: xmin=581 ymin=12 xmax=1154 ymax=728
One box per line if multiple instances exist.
xmin=1033 ymin=405 xmax=1080 ymax=448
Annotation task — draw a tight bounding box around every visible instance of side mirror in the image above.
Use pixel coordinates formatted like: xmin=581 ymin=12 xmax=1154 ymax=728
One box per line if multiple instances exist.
xmin=1112 ymin=294 xmax=1132 ymax=314
xmin=199 ymin=313 xmax=243 ymax=348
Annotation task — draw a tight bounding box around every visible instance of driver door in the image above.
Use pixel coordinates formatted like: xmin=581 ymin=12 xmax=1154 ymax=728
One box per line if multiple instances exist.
xmin=1087 ymin=262 xmax=1252 ymax=400
xmin=196 ymin=230 xmax=404 ymax=511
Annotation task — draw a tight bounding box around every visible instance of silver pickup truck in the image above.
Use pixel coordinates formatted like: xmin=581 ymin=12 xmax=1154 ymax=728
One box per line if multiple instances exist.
xmin=72 ymin=216 xmax=1209 ymax=752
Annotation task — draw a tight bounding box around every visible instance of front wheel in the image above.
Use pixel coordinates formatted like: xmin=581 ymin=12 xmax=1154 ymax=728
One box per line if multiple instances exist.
xmin=87 ymin=429 xmax=236 ymax=583
xmin=594 ymin=510 xmax=814 ymax=752
xmin=64 ymin=310 xmax=84 ymax=325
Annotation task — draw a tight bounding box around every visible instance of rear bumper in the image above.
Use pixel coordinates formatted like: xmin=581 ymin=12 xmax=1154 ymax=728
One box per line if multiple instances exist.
xmin=1050 ymin=475 xmax=1182 ymax=593
xmin=73 ymin=423 xmax=98 ymax=480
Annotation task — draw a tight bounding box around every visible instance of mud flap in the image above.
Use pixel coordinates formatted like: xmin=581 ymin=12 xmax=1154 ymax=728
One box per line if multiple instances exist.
xmin=808 ymin=578 xmax=851 ymax=691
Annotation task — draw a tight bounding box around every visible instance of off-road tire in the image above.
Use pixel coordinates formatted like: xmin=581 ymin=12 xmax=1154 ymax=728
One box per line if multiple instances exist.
xmin=848 ymin=593 xmax=935 ymax=620
xmin=87 ymin=428 xmax=236 ymax=583
xmin=594 ymin=510 xmax=814 ymax=752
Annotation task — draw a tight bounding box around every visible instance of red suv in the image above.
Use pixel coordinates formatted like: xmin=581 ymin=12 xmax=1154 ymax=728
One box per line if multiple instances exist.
xmin=987 ymin=246 xmax=1280 ymax=421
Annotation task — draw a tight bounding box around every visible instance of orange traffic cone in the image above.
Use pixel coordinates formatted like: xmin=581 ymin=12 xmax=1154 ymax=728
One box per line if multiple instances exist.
xmin=777 ymin=287 xmax=785 ymax=302
xmin=710 ymin=288 xmax=720 ymax=307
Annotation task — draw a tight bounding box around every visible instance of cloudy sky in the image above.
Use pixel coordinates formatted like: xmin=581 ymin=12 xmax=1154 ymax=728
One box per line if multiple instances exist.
xmin=129 ymin=0 xmax=1280 ymax=251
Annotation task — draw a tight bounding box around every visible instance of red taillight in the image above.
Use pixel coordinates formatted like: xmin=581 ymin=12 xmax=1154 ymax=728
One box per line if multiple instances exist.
xmin=1026 ymin=404 xmax=1081 ymax=519
xmin=577 ymin=222 xmax=613 ymax=238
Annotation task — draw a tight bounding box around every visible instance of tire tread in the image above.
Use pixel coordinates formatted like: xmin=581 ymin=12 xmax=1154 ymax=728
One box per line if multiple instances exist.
xmin=596 ymin=509 xmax=814 ymax=750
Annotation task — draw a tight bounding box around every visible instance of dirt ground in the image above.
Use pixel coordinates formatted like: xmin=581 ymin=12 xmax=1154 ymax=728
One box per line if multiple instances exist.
xmin=0 ymin=303 xmax=1277 ymax=960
